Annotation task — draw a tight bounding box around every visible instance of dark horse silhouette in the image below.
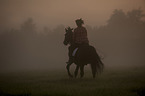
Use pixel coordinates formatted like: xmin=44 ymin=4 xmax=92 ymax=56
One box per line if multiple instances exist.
xmin=63 ymin=27 xmax=104 ymax=78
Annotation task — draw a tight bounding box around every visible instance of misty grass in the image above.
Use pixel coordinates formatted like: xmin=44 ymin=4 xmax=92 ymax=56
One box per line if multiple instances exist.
xmin=0 ymin=66 xmax=145 ymax=96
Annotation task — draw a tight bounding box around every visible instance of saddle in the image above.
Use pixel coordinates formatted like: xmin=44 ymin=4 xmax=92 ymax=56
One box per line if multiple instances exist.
xmin=72 ymin=44 xmax=90 ymax=57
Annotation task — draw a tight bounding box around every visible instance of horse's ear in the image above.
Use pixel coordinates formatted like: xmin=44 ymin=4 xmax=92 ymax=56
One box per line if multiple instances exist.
xmin=67 ymin=27 xmax=73 ymax=31
xmin=65 ymin=28 xmax=67 ymax=32
xmin=68 ymin=27 xmax=71 ymax=30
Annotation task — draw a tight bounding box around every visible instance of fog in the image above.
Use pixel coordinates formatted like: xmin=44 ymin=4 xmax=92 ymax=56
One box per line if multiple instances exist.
xmin=0 ymin=0 xmax=145 ymax=72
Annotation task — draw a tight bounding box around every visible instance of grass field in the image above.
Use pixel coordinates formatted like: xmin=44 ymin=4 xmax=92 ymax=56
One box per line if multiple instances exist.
xmin=0 ymin=65 xmax=145 ymax=96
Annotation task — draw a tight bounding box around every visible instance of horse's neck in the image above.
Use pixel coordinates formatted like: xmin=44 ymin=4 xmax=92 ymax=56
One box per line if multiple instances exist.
xmin=69 ymin=35 xmax=73 ymax=45
xmin=69 ymin=42 xmax=73 ymax=46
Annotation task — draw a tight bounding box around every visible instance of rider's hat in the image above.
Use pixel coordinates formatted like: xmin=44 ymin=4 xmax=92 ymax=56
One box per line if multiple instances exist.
xmin=75 ymin=18 xmax=84 ymax=24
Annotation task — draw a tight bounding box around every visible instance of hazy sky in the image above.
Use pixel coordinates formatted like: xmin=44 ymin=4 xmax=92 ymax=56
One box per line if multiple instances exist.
xmin=0 ymin=0 xmax=145 ymax=30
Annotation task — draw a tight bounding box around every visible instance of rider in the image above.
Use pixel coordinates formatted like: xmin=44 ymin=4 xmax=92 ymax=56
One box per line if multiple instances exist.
xmin=67 ymin=18 xmax=89 ymax=65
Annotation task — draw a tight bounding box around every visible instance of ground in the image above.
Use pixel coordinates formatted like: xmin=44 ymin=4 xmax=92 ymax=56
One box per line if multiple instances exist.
xmin=0 ymin=65 xmax=145 ymax=96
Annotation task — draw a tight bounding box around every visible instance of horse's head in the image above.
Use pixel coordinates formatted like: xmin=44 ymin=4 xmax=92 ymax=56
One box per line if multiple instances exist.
xmin=63 ymin=27 xmax=73 ymax=46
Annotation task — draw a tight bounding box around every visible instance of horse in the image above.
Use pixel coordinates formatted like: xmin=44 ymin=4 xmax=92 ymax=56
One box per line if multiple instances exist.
xmin=63 ymin=27 xmax=104 ymax=78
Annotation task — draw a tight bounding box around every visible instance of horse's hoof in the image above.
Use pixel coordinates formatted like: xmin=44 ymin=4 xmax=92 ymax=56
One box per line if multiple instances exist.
xmin=80 ymin=76 xmax=84 ymax=78
xmin=93 ymin=75 xmax=96 ymax=78
xmin=69 ymin=75 xmax=73 ymax=78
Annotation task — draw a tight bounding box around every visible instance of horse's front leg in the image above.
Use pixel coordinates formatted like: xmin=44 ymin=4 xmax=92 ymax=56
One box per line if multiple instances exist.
xmin=74 ymin=65 xmax=79 ymax=78
xmin=66 ymin=63 xmax=73 ymax=78
xmin=80 ymin=65 xmax=84 ymax=78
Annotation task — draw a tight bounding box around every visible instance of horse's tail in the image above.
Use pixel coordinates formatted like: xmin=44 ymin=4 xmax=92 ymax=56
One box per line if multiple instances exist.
xmin=95 ymin=50 xmax=104 ymax=74
xmin=89 ymin=46 xmax=104 ymax=75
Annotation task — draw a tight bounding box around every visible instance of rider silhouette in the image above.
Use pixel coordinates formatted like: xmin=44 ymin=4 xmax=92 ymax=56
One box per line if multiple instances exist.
xmin=67 ymin=18 xmax=89 ymax=65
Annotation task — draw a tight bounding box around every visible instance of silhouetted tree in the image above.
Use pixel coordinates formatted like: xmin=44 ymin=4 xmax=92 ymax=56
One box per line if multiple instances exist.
xmin=127 ymin=8 xmax=145 ymax=23
xmin=108 ymin=9 xmax=127 ymax=27
xmin=20 ymin=18 xmax=37 ymax=36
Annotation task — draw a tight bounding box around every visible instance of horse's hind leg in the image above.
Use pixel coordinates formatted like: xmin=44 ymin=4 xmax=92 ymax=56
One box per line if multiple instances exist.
xmin=74 ymin=65 xmax=79 ymax=78
xmin=80 ymin=65 xmax=84 ymax=78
